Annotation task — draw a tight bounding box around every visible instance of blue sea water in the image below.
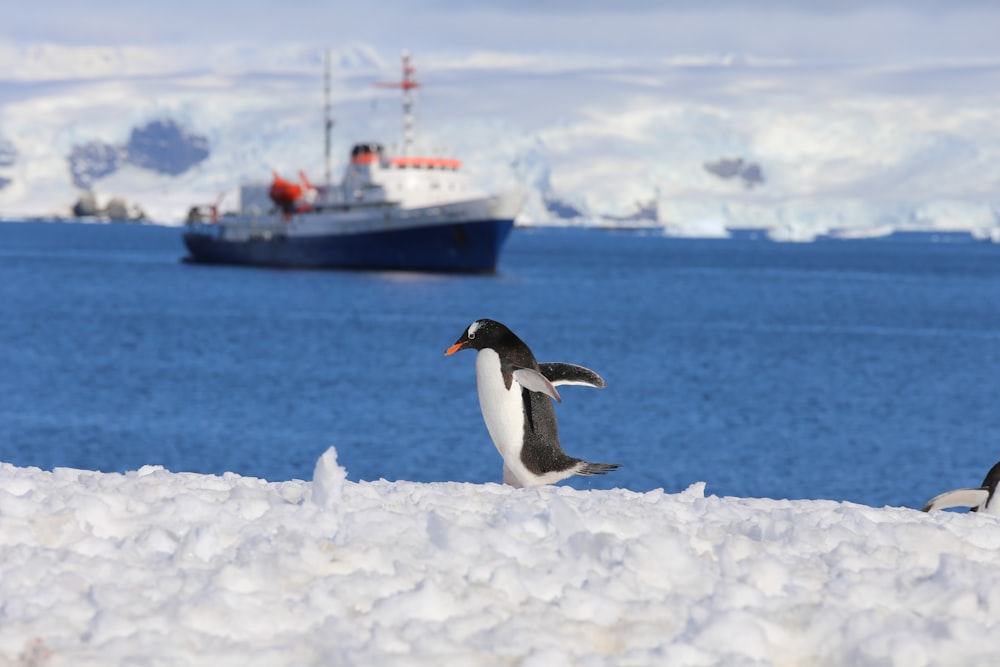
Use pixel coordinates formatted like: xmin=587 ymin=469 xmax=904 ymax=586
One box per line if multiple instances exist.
xmin=3 ymin=220 xmax=1000 ymax=510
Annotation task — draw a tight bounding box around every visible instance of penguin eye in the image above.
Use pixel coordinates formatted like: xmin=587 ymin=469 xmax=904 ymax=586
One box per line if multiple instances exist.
xmin=468 ymin=332 xmax=476 ymax=340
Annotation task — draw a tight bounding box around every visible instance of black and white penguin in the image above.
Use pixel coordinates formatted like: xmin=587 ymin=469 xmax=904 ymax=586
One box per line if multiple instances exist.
xmin=922 ymin=460 xmax=1000 ymax=514
xmin=445 ymin=318 xmax=620 ymax=488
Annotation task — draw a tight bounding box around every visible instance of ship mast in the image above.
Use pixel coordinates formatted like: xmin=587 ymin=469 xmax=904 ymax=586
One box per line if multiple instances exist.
xmin=375 ymin=50 xmax=420 ymax=156
xmin=324 ymin=49 xmax=334 ymax=191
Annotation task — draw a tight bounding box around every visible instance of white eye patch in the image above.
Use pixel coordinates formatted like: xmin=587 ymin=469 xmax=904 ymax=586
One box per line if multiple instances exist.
xmin=468 ymin=320 xmax=483 ymax=338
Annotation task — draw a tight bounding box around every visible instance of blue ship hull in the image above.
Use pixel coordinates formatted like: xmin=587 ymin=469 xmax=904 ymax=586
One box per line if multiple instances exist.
xmin=183 ymin=218 xmax=515 ymax=273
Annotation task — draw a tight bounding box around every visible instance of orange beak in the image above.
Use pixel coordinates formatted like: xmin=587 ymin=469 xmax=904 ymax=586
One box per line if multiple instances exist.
xmin=445 ymin=341 xmax=466 ymax=356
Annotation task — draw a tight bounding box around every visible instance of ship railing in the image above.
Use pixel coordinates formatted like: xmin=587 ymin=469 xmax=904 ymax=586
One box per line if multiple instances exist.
xmin=186 ymin=216 xmax=290 ymax=241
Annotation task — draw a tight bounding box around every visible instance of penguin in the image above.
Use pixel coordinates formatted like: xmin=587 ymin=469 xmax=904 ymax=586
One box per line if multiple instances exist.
xmin=445 ymin=318 xmax=620 ymax=487
xmin=922 ymin=460 xmax=1000 ymax=514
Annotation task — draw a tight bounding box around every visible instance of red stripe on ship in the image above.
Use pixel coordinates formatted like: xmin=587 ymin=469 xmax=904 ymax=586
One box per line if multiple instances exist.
xmin=390 ymin=157 xmax=462 ymax=170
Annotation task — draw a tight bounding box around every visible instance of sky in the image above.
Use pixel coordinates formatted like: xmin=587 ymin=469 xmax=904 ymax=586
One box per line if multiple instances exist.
xmin=11 ymin=1 xmax=1000 ymax=64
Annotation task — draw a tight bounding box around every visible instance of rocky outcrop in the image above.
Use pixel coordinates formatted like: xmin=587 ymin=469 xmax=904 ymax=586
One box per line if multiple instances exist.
xmin=0 ymin=138 xmax=16 ymax=167
xmin=125 ymin=119 xmax=209 ymax=176
xmin=69 ymin=142 xmax=125 ymax=189
xmin=704 ymin=157 xmax=765 ymax=188
xmin=68 ymin=118 xmax=209 ymax=188
xmin=544 ymin=196 xmax=584 ymax=219
xmin=71 ymin=192 xmax=146 ymax=221
xmin=0 ymin=138 xmax=15 ymax=191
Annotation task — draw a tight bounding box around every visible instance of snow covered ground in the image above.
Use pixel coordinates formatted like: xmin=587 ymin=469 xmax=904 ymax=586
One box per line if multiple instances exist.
xmin=3 ymin=446 xmax=999 ymax=666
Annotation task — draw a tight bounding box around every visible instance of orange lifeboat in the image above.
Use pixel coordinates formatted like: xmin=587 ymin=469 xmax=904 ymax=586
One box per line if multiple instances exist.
xmin=269 ymin=172 xmax=303 ymax=211
xmin=269 ymin=171 xmax=315 ymax=214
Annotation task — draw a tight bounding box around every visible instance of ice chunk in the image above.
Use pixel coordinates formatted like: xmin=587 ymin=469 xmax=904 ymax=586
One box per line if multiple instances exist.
xmin=311 ymin=446 xmax=347 ymax=509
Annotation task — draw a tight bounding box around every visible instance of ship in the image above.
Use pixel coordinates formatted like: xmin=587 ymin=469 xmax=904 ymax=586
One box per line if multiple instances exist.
xmin=182 ymin=51 xmax=523 ymax=273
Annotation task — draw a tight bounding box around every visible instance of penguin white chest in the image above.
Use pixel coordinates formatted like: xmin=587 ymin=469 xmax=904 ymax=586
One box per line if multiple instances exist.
xmin=474 ymin=349 xmax=525 ymax=460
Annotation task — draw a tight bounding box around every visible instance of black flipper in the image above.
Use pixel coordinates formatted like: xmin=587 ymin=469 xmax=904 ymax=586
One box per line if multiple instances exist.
xmin=539 ymin=362 xmax=606 ymax=389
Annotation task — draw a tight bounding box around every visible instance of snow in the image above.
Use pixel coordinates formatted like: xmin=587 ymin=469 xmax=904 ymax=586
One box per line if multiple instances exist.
xmin=3 ymin=446 xmax=1000 ymax=665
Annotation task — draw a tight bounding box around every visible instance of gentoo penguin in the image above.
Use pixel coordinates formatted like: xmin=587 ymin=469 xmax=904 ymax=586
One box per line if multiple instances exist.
xmin=445 ymin=318 xmax=620 ymax=487
xmin=922 ymin=460 xmax=1000 ymax=514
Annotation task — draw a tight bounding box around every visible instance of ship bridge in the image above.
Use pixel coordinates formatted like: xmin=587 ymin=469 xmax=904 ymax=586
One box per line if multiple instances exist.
xmin=342 ymin=142 xmax=479 ymax=207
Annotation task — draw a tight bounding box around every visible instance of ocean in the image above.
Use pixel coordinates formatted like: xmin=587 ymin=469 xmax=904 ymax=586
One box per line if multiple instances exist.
xmin=3 ymin=220 xmax=1000 ymax=510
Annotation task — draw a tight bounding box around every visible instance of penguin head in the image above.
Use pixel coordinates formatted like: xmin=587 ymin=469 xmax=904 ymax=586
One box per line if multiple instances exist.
xmin=445 ymin=318 xmax=515 ymax=355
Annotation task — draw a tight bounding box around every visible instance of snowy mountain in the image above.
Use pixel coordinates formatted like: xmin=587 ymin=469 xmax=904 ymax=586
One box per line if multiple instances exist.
xmin=1 ymin=41 xmax=999 ymax=240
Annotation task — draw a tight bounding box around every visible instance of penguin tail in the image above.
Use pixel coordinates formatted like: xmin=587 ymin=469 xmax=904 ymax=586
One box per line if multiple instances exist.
xmin=576 ymin=461 xmax=621 ymax=477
